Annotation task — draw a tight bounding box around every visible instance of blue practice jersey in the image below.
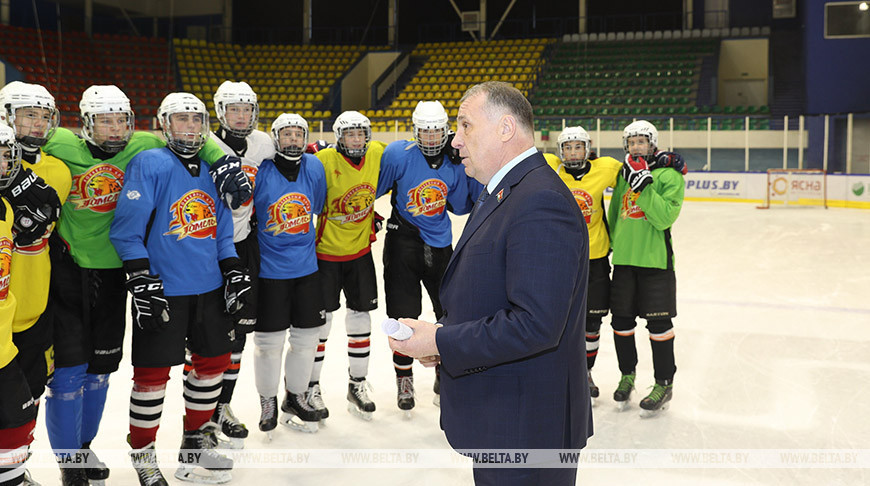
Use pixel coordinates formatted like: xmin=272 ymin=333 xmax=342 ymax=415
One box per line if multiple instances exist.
xmin=254 ymin=154 xmax=326 ymax=279
xmin=110 ymin=147 xmax=237 ymax=296
xmin=377 ymin=140 xmax=482 ymax=248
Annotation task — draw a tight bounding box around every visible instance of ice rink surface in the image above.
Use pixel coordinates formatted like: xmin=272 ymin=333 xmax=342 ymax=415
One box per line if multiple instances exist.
xmin=28 ymin=198 xmax=870 ymax=485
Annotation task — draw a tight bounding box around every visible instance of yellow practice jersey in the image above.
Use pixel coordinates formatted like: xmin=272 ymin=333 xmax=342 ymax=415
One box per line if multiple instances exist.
xmin=315 ymin=141 xmax=386 ymax=261
xmin=0 ymin=198 xmax=18 ymax=368
xmin=545 ymin=153 xmax=622 ymax=260
xmin=10 ymin=151 xmax=72 ymax=333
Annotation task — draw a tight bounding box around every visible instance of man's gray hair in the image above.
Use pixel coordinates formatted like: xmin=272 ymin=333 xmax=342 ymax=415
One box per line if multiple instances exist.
xmin=460 ymin=81 xmax=534 ymax=135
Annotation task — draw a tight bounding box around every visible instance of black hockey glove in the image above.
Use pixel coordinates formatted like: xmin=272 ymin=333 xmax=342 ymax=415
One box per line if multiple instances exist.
xmin=623 ymin=155 xmax=654 ymax=193
xmin=220 ymin=258 xmax=252 ymax=315
xmin=125 ymin=272 xmax=171 ymax=332
xmin=654 ymin=150 xmax=688 ymax=175
xmin=1 ymin=168 xmax=61 ymax=246
xmin=209 ymin=155 xmax=252 ymax=210
xmin=234 ymin=317 xmax=256 ymax=336
xmin=373 ymin=211 xmax=384 ymax=233
xmin=442 ymin=132 xmax=462 ymax=165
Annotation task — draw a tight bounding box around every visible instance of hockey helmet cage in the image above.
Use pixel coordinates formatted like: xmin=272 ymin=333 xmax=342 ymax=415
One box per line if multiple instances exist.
xmin=0 ymin=124 xmax=22 ymax=191
xmin=271 ymin=113 xmax=309 ymax=159
xmin=622 ymin=120 xmax=658 ymax=155
xmin=412 ymin=100 xmax=449 ymax=157
xmin=0 ymin=81 xmax=59 ymax=148
xmin=79 ymin=85 xmax=134 ymax=154
xmin=158 ymin=92 xmax=210 ymax=156
xmin=557 ymin=126 xmax=592 ymax=169
xmin=214 ymin=81 xmax=259 ymax=138
xmin=333 ymin=110 xmax=371 ymax=158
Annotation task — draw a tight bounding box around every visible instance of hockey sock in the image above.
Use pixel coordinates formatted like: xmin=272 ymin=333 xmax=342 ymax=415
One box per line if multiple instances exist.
xmin=393 ymin=352 xmax=413 ymax=378
xmin=129 ymin=366 xmax=170 ymax=450
xmin=309 ymin=312 xmax=333 ymax=383
xmin=647 ymin=319 xmax=677 ymax=382
xmin=81 ymin=373 xmax=110 ymax=445
xmin=182 ymin=349 xmax=193 ymax=380
xmin=284 ymin=327 xmax=320 ymax=395
xmin=611 ymin=316 xmax=638 ymax=375
xmin=586 ymin=314 xmax=602 ymax=369
xmin=346 ymin=309 xmax=371 ymax=379
xmin=218 ymin=349 xmax=243 ymax=404
xmin=45 ymin=364 xmax=87 ymax=455
xmin=253 ymin=330 xmax=285 ymax=398
xmin=0 ymin=420 xmax=35 ymax=486
xmin=183 ymin=353 xmax=230 ymax=431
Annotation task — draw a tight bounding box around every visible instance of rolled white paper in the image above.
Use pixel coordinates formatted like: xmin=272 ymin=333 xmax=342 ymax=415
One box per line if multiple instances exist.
xmin=381 ymin=318 xmax=414 ymax=341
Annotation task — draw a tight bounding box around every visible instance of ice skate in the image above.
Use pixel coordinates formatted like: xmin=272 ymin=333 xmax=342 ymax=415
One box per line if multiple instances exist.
xmin=396 ymin=375 xmax=415 ymax=418
xmin=22 ymin=469 xmax=41 ymax=486
xmin=129 ymin=442 xmax=168 ymax=486
xmin=210 ymin=403 xmax=248 ymax=449
xmin=587 ymin=370 xmax=600 ymax=407
xmin=82 ymin=441 xmax=109 ymax=485
xmin=347 ymin=377 xmax=376 ymax=421
xmin=259 ymin=395 xmax=278 ymax=441
xmin=433 ymin=373 xmax=440 ymax=407
xmin=307 ymin=383 xmax=329 ymax=424
xmin=639 ymin=379 xmax=673 ymax=418
xmin=280 ymin=390 xmax=322 ymax=433
xmin=59 ymin=466 xmax=89 ymax=486
xmin=613 ymin=372 xmax=636 ymax=411
xmin=175 ymin=424 xmax=233 ymax=484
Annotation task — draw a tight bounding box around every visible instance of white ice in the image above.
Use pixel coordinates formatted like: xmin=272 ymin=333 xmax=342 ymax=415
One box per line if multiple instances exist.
xmin=28 ymin=198 xmax=870 ymax=485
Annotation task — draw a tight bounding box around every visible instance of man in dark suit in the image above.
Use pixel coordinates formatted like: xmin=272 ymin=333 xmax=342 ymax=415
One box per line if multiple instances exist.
xmin=390 ymin=81 xmax=593 ymax=485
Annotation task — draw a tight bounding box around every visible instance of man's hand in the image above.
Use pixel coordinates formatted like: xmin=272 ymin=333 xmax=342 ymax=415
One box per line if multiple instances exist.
xmin=623 ymin=155 xmax=654 ymax=193
xmin=209 ymin=155 xmax=252 ymax=210
xmin=125 ymin=273 xmax=171 ymax=331
xmin=388 ymin=318 xmax=440 ymax=359
xmin=654 ymin=150 xmax=688 ymax=175
xmin=417 ymin=355 xmax=441 ymax=368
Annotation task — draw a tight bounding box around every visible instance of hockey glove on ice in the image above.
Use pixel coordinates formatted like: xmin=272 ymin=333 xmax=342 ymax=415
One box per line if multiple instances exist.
xmin=220 ymin=258 xmax=252 ymax=314
xmin=125 ymin=273 xmax=171 ymax=331
xmin=654 ymin=150 xmax=688 ymax=175
xmin=1 ymin=168 xmax=61 ymax=246
xmin=442 ymin=132 xmax=462 ymax=165
xmin=210 ymin=155 xmax=252 ymax=210
xmin=623 ymin=155 xmax=654 ymax=193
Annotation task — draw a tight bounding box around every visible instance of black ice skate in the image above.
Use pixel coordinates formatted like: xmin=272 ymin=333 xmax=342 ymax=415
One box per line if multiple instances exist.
xmin=59 ymin=466 xmax=89 ymax=486
xmin=587 ymin=370 xmax=600 ymax=406
xmin=639 ymin=379 xmax=673 ymax=418
xmin=175 ymin=424 xmax=233 ymax=484
xmin=613 ymin=372 xmax=636 ymax=411
xmin=347 ymin=377 xmax=376 ymax=421
xmin=307 ymin=383 xmax=329 ymax=424
xmin=129 ymin=442 xmax=168 ymax=486
xmin=259 ymin=395 xmax=278 ymax=441
xmin=396 ymin=375 xmax=415 ymax=418
xmin=81 ymin=440 xmax=109 ymax=485
xmin=210 ymin=403 xmax=248 ymax=449
xmin=280 ymin=390 xmax=322 ymax=433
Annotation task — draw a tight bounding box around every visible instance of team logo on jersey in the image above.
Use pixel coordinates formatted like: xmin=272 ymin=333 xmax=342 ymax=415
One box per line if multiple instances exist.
xmin=264 ymin=193 xmax=312 ymax=235
xmin=328 ymin=183 xmax=375 ymax=225
xmin=241 ymin=165 xmax=259 ymax=208
xmin=0 ymin=237 xmax=11 ymax=301
xmin=69 ymin=164 xmax=125 ymax=213
xmin=164 ymin=190 xmax=217 ymax=240
xmin=571 ymin=188 xmax=594 ymax=223
xmin=406 ymin=179 xmax=448 ymax=217
xmin=620 ymin=189 xmax=645 ymax=220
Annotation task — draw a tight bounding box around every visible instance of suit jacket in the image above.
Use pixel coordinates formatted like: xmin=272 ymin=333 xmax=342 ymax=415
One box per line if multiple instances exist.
xmin=436 ymin=150 xmax=593 ymax=451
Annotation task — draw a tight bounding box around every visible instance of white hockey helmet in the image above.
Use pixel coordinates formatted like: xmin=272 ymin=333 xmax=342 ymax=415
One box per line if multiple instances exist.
xmin=558 ymin=126 xmax=592 ymax=169
xmin=622 ymin=120 xmax=658 ymax=155
xmin=333 ymin=110 xmax=371 ymax=158
xmin=79 ymin=85 xmax=134 ymax=154
xmin=0 ymin=124 xmax=22 ymax=191
xmin=0 ymin=81 xmax=59 ymax=148
xmin=271 ymin=113 xmax=309 ymax=159
xmin=214 ymin=81 xmax=259 ymax=138
xmin=157 ymin=92 xmax=210 ymax=156
xmin=412 ymin=100 xmax=449 ymax=157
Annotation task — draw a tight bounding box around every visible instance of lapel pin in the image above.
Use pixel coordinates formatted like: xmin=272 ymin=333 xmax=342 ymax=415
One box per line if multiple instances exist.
xmin=496 ymin=189 xmax=504 ymax=202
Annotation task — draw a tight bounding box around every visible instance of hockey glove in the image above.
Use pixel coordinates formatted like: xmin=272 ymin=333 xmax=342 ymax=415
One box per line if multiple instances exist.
xmin=1 ymin=168 xmax=61 ymax=246
xmin=442 ymin=132 xmax=462 ymax=165
xmin=125 ymin=273 xmax=171 ymax=331
xmin=234 ymin=318 xmax=256 ymax=336
xmin=209 ymin=155 xmax=252 ymax=210
xmin=220 ymin=258 xmax=252 ymax=315
xmin=623 ymin=155 xmax=654 ymax=193
xmin=654 ymin=150 xmax=688 ymax=175
xmin=374 ymin=211 xmax=384 ymax=233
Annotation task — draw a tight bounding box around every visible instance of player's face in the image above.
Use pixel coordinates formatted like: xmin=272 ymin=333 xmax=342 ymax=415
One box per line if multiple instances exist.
xmin=278 ymin=126 xmax=305 ymax=152
xmin=169 ymin=112 xmax=203 ymax=141
xmin=14 ymin=107 xmax=53 ymax=139
xmin=0 ymin=147 xmax=9 ymax=176
xmin=341 ymin=128 xmax=367 ymax=151
xmin=562 ymin=141 xmax=587 ymax=163
xmin=417 ymin=128 xmax=444 ymax=149
xmin=453 ymin=93 xmax=500 ymax=184
xmin=225 ymin=103 xmax=254 ymax=130
xmin=92 ymin=112 xmax=131 ymax=145
xmin=626 ymin=135 xmax=652 ymax=158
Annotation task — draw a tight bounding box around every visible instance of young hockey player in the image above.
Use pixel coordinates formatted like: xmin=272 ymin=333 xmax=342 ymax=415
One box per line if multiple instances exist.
xmin=252 ymin=113 xmax=327 ymax=436
xmin=608 ymin=120 xmax=685 ymax=417
xmin=377 ymin=100 xmax=478 ymax=413
xmin=110 ymin=93 xmax=251 ymax=485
